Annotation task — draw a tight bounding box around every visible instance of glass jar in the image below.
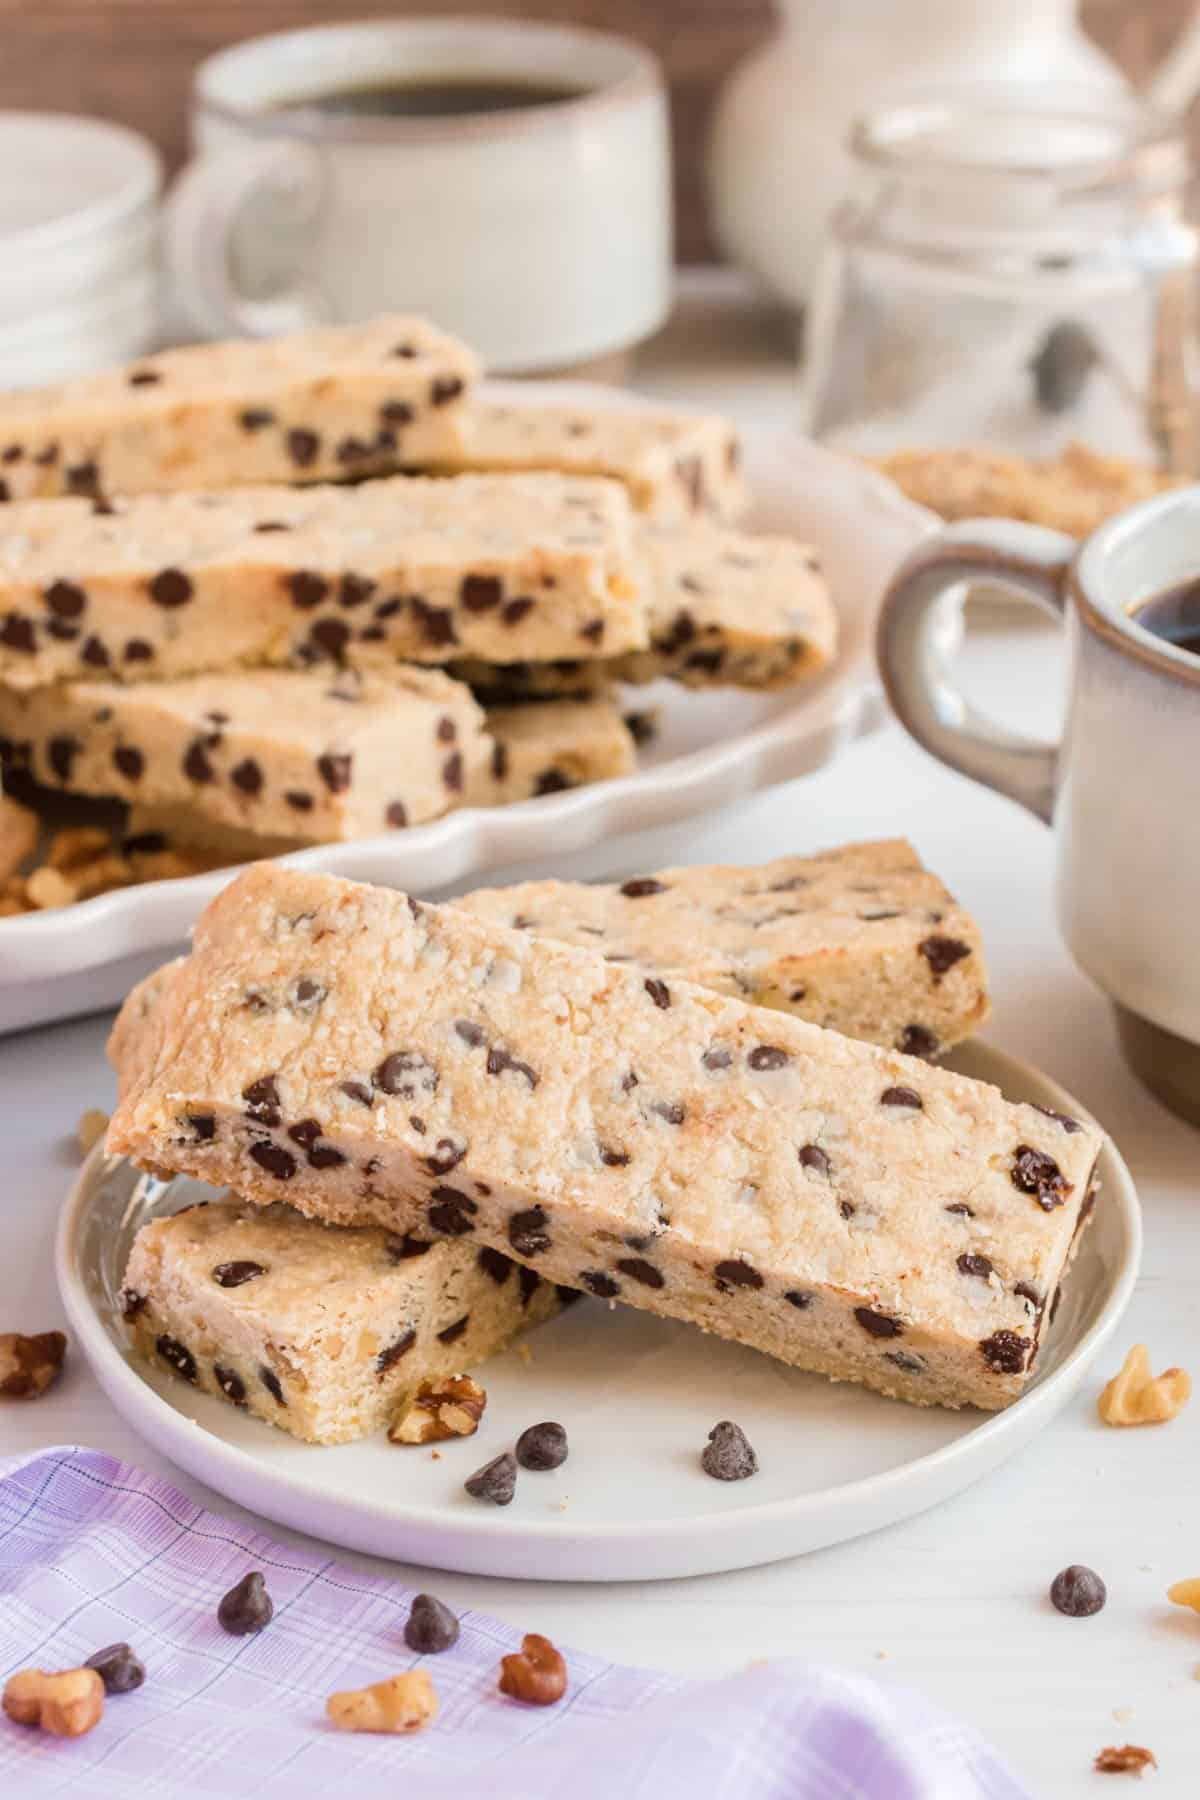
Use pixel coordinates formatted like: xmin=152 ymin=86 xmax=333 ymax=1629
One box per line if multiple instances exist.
xmin=801 ymin=87 xmax=1200 ymax=496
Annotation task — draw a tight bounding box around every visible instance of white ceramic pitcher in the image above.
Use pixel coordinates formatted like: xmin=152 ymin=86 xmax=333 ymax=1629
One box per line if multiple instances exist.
xmin=708 ymin=0 xmax=1200 ymax=306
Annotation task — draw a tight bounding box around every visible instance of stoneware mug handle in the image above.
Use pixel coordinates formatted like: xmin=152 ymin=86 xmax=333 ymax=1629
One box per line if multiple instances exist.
xmin=163 ymin=139 xmax=332 ymax=341
xmin=876 ymin=518 xmax=1076 ymax=825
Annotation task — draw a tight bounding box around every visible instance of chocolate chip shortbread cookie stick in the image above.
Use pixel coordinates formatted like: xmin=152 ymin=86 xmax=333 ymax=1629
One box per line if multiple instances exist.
xmin=121 ymin=1198 xmax=562 ymax=1445
xmin=451 ymin=519 xmax=836 ymax=697
xmin=0 ymin=665 xmax=485 ymax=844
xmin=0 ymin=316 xmax=477 ymax=504
xmin=108 ymin=865 xmax=1101 ymax=1412
xmin=0 ymin=474 xmax=645 ymax=689
xmin=466 ymin=699 xmax=636 ymax=806
xmin=458 ymin=840 xmax=988 ymax=1055
xmin=442 ymin=400 xmax=745 ymax=522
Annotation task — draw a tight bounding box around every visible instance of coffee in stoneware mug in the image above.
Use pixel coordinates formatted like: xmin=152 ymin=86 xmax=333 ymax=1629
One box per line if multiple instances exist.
xmin=877 ymin=489 xmax=1200 ymax=1126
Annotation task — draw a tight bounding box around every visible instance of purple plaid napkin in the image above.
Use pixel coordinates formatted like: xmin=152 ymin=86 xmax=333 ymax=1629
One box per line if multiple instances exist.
xmin=0 ymin=1447 xmax=1028 ymax=1798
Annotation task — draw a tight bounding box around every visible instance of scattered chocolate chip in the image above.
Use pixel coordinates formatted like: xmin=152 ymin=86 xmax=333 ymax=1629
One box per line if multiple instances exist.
xmin=464 ymin=1449 xmax=517 ymax=1505
xmin=431 ymin=375 xmax=464 ymax=406
xmin=651 ymin=1100 xmax=685 ymax=1125
xmin=212 ymin=1260 xmax=266 ymax=1289
xmin=385 ymin=1235 xmax=432 ymax=1263
xmin=516 ymin=1421 xmax=568 ymax=1471
xmin=855 ymin=1307 xmax=903 ymax=1339
xmin=701 ymin=1049 xmax=735 ymax=1076
xmin=66 ymin=460 xmax=101 ymax=497
xmin=214 ymin=1366 xmax=247 ymax=1406
xmin=581 ymin=1270 xmax=620 ymax=1298
xmin=644 ymin=977 xmax=671 ymax=1010
xmin=248 ymin=1142 xmax=296 ymax=1180
xmin=455 ymin=1019 xmax=486 ymax=1047
xmin=784 ymin=1290 xmax=813 ymax=1309
xmin=1011 ymin=1145 xmax=1070 ymax=1210
xmin=1049 ymin=1564 xmax=1106 ymax=1617
xmin=218 ymin=1571 xmax=273 ymax=1636
xmin=460 ymin=574 xmax=502 ymax=612
xmin=838 ymin=1200 xmax=856 ymax=1220
xmin=155 ymin=1335 xmax=197 ymax=1381
xmin=84 ymin=1643 xmax=145 ymax=1695
xmin=509 ymin=1208 xmax=551 ymax=1256
xmin=918 ymin=935 xmax=972 ymax=980
xmin=534 ymin=768 xmax=571 ymax=796
xmin=287 ymin=571 xmax=329 ymax=610
xmin=979 ymin=1329 xmax=1031 ymax=1374
xmin=714 ymin=1259 xmax=763 ymax=1292
xmin=119 ymin=1289 xmax=146 ymax=1320
xmin=124 ymin=638 xmax=154 ymax=663
xmin=424 ymin=1138 xmax=467 ymax=1175
xmin=185 ymin=1113 xmax=216 ymax=1140
xmin=898 ymin=1024 xmax=940 ymax=1058
xmin=149 ymin=568 xmax=193 ymax=608
xmin=701 ymin=1420 xmax=757 ymax=1482
xmin=598 ymin=1143 xmax=630 ymax=1167
xmin=377 ymin=1328 xmax=417 ymax=1375
xmin=619 ymin=877 xmax=667 ymax=898
xmin=944 ymin=1202 xmax=974 ymax=1217
xmin=385 ymin=800 xmax=408 ymax=828
xmin=442 ymin=750 xmax=464 ymax=792
xmin=404 ymin=1593 xmax=459 ymax=1654
xmin=291 ymin=977 xmax=325 ymax=1012
xmin=411 ymin=598 xmax=457 ymax=645
xmin=518 ymin=1267 xmax=541 ymax=1307
xmin=748 ymin=1045 xmax=789 ymax=1071
xmin=615 ymin=1257 xmax=664 ymax=1289
xmin=478 ymin=1246 xmax=514 ymax=1284
xmin=374 ymin=1050 xmax=437 ymax=1098
xmin=437 ymin=1315 xmax=469 ymax=1346
xmin=797 ymin=1144 xmax=831 ymax=1179
xmin=239 ymin=407 xmax=275 ymax=431
xmin=957 ymin=1253 xmax=994 ymax=1280
xmin=1013 ymin=1281 xmax=1042 ymax=1310
xmin=260 ymin=1365 xmax=286 ymax=1404
xmin=881 ymin=1086 xmax=923 ymax=1110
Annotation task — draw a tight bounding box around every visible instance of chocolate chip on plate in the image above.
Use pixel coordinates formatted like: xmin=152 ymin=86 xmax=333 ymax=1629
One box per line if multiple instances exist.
xmin=464 ymin=1450 xmax=517 ymax=1506
xmin=84 ymin=1643 xmax=145 ymax=1695
xmin=700 ymin=1420 xmax=758 ymax=1482
xmin=217 ymin=1571 xmax=274 ymax=1635
xmin=404 ymin=1592 xmax=460 ymax=1655
xmin=516 ymin=1421 xmax=568 ymax=1472
xmin=1049 ymin=1564 xmax=1106 ymax=1617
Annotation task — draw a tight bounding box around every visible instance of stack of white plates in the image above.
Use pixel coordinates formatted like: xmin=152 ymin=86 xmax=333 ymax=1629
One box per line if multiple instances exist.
xmin=0 ymin=114 xmax=162 ymax=388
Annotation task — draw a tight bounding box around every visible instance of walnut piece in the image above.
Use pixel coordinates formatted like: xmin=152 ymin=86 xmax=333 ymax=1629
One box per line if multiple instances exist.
xmin=326 ymin=1669 xmax=437 ymax=1734
xmin=389 ymin=1374 xmax=486 ymax=1445
xmin=77 ymin=1108 xmax=110 ymax=1157
xmin=1098 ymin=1344 xmax=1191 ymax=1426
xmin=0 ymin=1330 xmax=66 ymax=1400
xmin=498 ymin=1633 xmax=567 ymax=1706
xmin=1167 ymin=1577 xmax=1200 ymax=1614
xmin=3 ymin=1668 xmax=104 ymax=1737
xmin=1094 ymin=1743 xmax=1157 ymax=1775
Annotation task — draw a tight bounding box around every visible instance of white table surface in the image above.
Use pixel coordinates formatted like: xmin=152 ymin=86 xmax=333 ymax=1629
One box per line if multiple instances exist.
xmin=5 ymin=275 xmax=1199 ymax=1797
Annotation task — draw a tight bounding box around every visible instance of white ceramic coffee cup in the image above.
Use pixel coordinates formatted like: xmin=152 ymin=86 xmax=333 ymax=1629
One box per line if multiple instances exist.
xmin=877 ymin=494 xmax=1200 ymax=1124
xmin=165 ymin=17 xmax=672 ymax=373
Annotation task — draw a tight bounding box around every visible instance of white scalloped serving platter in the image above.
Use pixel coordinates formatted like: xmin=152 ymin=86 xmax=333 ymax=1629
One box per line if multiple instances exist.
xmin=58 ymin=1041 xmax=1139 ymax=1582
xmin=0 ymin=384 xmax=936 ymax=1031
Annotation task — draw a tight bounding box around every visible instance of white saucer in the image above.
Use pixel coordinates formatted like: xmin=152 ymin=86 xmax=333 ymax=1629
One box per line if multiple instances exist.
xmin=57 ymin=1040 xmax=1139 ymax=1582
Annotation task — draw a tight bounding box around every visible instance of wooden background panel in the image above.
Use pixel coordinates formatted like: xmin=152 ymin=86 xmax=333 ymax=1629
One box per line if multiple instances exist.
xmin=0 ymin=0 xmax=1191 ymax=260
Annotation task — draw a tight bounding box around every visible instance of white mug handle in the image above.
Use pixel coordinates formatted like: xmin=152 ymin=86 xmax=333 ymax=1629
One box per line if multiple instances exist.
xmin=876 ymin=518 xmax=1076 ymax=825
xmin=163 ymin=139 xmax=332 ymax=340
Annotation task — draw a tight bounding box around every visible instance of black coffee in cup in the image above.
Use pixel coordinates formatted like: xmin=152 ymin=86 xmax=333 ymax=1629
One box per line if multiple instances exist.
xmin=270 ymin=78 xmax=587 ymax=119
xmin=1130 ymin=578 xmax=1200 ymax=657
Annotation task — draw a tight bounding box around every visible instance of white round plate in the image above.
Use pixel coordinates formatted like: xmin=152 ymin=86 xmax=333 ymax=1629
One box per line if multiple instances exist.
xmin=0 ymin=393 xmax=934 ymax=1033
xmin=57 ymin=1040 xmax=1139 ymax=1583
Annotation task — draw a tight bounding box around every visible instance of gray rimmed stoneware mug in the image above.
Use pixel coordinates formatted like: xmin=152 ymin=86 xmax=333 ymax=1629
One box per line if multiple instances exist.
xmin=877 ymin=490 xmax=1200 ymax=1126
